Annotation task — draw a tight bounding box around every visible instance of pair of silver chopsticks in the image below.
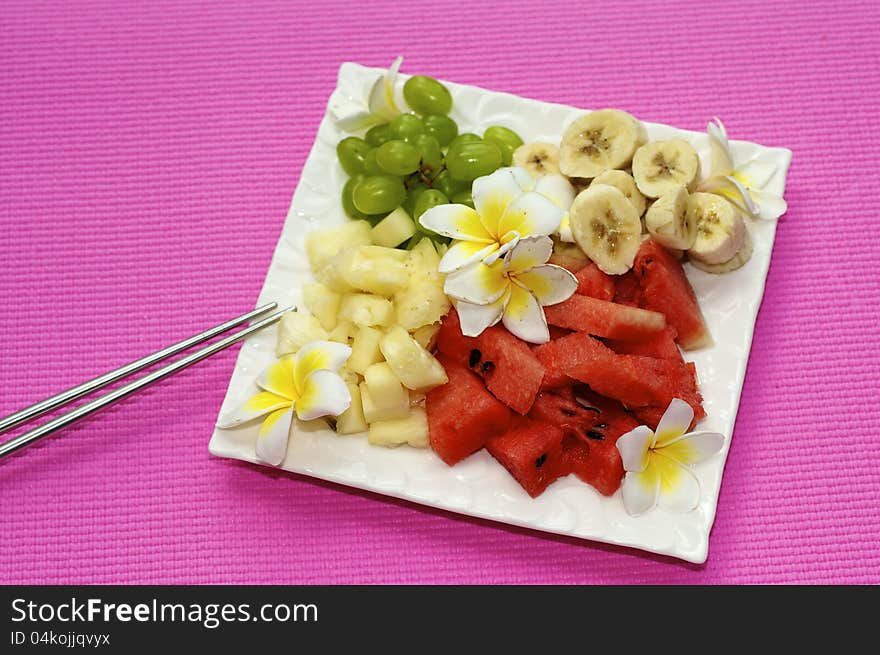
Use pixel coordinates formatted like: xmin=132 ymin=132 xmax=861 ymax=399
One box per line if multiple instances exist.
xmin=0 ymin=302 xmax=290 ymax=460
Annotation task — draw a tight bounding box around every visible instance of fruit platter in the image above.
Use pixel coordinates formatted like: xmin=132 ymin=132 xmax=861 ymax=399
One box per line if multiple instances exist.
xmin=209 ymin=59 xmax=791 ymax=563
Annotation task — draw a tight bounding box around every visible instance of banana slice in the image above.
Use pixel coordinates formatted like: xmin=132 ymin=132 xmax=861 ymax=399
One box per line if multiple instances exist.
xmin=559 ymin=109 xmax=646 ymax=179
xmin=644 ymin=186 xmax=695 ymax=250
xmin=632 ymin=139 xmax=701 ymax=198
xmin=686 ymin=192 xmax=746 ymax=265
xmin=690 ymin=226 xmax=753 ymax=273
xmin=590 ymin=170 xmax=646 ymax=216
xmin=512 ymin=142 xmax=561 ymax=178
xmin=569 ymin=184 xmax=642 ymax=275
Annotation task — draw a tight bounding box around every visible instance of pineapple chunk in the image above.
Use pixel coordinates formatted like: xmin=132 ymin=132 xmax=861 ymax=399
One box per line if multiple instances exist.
xmin=327 ymin=318 xmax=356 ymax=344
xmin=276 ymin=310 xmax=327 ymax=356
xmin=394 ymin=272 xmax=450 ymax=331
xmin=412 ymin=323 xmax=440 ymax=350
xmin=379 ymin=326 xmax=448 ymax=391
xmin=361 ymin=363 xmax=410 ymax=422
xmin=339 ymin=293 xmax=394 ymax=327
xmin=370 ymin=207 xmax=417 ymax=248
xmin=305 ymin=220 xmax=372 ymax=272
xmin=368 ymin=407 xmax=429 ymax=448
xmin=302 ymin=282 xmax=341 ymax=332
xmin=333 ymin=245 xmax=410 ymax=296
xmin=408 ymin=237 xmax=441 ymax=275
xmin=336 ymin=382 xmax=368 ymax=435
xmin=348 ymin=325 xmax=384 ymax=375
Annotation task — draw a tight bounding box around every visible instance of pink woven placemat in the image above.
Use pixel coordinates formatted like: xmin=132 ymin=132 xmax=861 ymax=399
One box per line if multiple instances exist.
xmin=1 ymin=0 xmax=878 ymax=584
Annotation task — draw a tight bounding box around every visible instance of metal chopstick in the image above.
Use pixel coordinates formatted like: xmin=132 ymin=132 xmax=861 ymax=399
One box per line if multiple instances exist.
xmin=0 ymin=304 xmax=290 ymax=461
xmin=0 ymin=302 xmax=278 ymax=436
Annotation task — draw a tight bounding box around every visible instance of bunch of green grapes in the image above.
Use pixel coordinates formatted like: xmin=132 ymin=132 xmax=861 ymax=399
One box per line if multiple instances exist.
xmin=335 ymin=74 xmax=523 ymax=248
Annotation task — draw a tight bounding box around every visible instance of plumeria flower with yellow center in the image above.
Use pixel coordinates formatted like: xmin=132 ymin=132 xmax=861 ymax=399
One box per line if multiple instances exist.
xmin=216 ymin=341 xmax=352 ymax=467
xmin=329 ymin=56 xmax=406 ymax=131
xmin=419 ymin=167 xmax=565 ymax=273
xmin=698 ymin=117 xmax=788 ymax=221
xmin=615 ymin=398 xmax=724 ymax=516
xmin=445 ymin=235 xmax=577 ymax=343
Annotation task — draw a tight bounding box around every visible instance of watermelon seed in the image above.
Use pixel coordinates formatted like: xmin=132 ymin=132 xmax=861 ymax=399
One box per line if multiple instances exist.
xmin=469 ymin=349 xmax=482 ymax=367
xmin=535 ymin=454 xmax=547 ymax=468
xmin=586 ymin=430 xmax=605 ymax=441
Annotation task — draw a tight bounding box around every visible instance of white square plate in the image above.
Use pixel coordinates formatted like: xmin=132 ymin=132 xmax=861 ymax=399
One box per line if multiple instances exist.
xmin=209 ymin=62 xmax=791 ymax=563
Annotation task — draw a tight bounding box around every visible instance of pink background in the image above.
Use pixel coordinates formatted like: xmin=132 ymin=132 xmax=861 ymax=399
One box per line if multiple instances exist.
xmin=2 ymin=0 xmax=878 ymax=584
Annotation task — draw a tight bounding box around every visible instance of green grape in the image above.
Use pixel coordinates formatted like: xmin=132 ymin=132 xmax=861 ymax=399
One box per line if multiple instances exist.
xmin=447 ymin=132 xmax=481 ymax=151
xmin=375 ymin=140 xmax=421 ymax=176
xmin=390 ymin=113 xmax=425 ymax=140
xmin=451 ymin=188 xmax=475 ymax=209
xmin=423 ymin=114 xmax=459 ymax=147
xmin=403 ymin=183 xmax=428 ymax=216
xmin=446 ymin=140 xmax=503 ymax=182
xmin=362 ymin=148 xmax=383 ymax=175
xmin=353 ymin=175 xmax=407 ymax=215
xmin=482 ymin=126 xmax=524 ymax=166
xmin=341 ymin=174 xmax=367 ymax=220
xmin=409 ymin=134 xmax=443 ymax=175
xmin=403 ymin=75 xmax=453 ymax=115
xmin=365 ymin=123 xmax=394 ymax=147
xmin=413 ymin=189 xmax=449 ymax=219
xmin=432 ymin=169 xmax=466 ymax=198
xmin=336 ymin=137 xmax=371 ymax=176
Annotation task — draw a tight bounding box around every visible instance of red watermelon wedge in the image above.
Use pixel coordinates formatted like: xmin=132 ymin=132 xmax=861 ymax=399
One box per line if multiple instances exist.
xmin=486 ymin=417 xmax=568 ymax=497
xmin=544 ymin=294 xmax=666 ymax=341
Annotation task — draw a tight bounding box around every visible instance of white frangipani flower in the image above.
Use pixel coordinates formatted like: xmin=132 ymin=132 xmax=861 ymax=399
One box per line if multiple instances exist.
xmin=445 ymin=235 xmax=577 ymax=344
xmin=698 ymin=118 xmax=787 ymax=221
xmin=330 ymin=56 xmax=406 ymax=131
xmin=615 ymin=399 xmax=724 ymax=516
xmin=217 ymin=341 xmax=352 ymax=466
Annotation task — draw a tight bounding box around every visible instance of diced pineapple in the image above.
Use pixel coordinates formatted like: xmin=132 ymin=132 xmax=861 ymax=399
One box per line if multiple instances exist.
xmin=368 ymin=406 xmax=429 ymax=448
xmin=276 ymin=310 xmax=328 ymax=356
xmin=348 ymin=325 xmax=384 ymax=375
xmin=370 ymin=207 xmax=417 ymax=248
xmin=331 ymin=245 xmax=410 ymax=296
xmin=411 ymin=323 xmax=440 ymax=351
xmin=361 ymin=363 xmax=410 ymax=422
xmin=339 ymin=293 xmax=394 ymax=327
xmin=302 ymin=283 xmax=341 ymax=332
xmin=408 ymin=237 xmax=441 ymax=275
xmin=305 ymin=220 xmax=372 ymax=272
xmin=379 ymin=326 xmax=448 ymax=391
xmin=394 ymin=272 xmax=451 ymax=331
xmin=337 ymin=365 xmax=359 ymax=386
xmin=327 ymin=318 xmax=356 ymax=344
xmin=336 ymin=382 xmax=368 ymax=435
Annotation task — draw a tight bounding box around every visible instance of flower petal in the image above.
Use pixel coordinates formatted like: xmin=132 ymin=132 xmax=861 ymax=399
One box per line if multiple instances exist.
xmin=482 ymin=233 xmax=520 ymax=266
xmin=293 ymin=340 xmax=352 ymax=394
xmin=505 ymin=235 xmax=553 ymax=274
xmin=216 ymin=392 xmax=291 ymax=428
xmin=533 ymin=173 xmax=576 ymax=211
xmin=735 ymin=159 xmax=777 ymax=190
xmin=616 ymin=425 xmax=655 ymax=472
xmin=294 ymin=369 xmax=352 ymax=421
xmin=256 ymin=356 xmax=296 ymax=400
xmin=507 ymin=166 xmax=535 ymax=192
xmin=621 ymin=467 xmax=660 ymax=516
xmin=653 ymin=398 xmax=694 ymax=447
xmin=455 ymin=295 xmax=506 ymax=337
xmin=438 ymin=240 xmax=499 ymax=273
xmin=514 ymin=264 xmax=577 ymax=306
xmin=557 ymin=213 xmax=575 ymax=243
xmin=747 ymin=187 xmax=788 ymax=221
xmin=443 ymin=259 xmax=509 ymax=305
xmin=255 ymin=407 xmax=293 ymax=466
xmin=654 ymin=452 xmax=703 ymax=512
xmin=334 ymin=110 xmax=382 ymax=133
xmin=699 ymin=175 xmax=757 ymax=216
xmin=368 ymin=56 xmax=403 ymax=120
xmin=419 ymin=204 xmax=494 ymax=243
xmin=502 ymin=282 xmax=549 ymax=344
xmin=498 ymin=191 xmax=565 ymax=239
xmin=658 ymin=430 xmax=725 ymax=467
xmin=707 ymin=117 xmax=734 ymax=177
xmin=472 ymin=168 xmax=529 ymax=237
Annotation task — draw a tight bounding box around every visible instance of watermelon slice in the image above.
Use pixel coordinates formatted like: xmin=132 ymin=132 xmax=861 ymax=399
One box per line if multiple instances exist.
xmin=613 ymin=270 xmax=641 ymax=306
xmin=436 ymin=309 xmax=544 ymax=414
xmin=633 ymin=238 xmax=711 ymax=350
xmin=485 ymin=417 xmax=568 ymax=497
xmin=544 ymin=294 xmax=666 ymax=341
xmin=606 ymin=325 xmax=682 ymax=361
xmin=426 ymin=354 xmax=511 ymax=466
xmin=574 ymin=262 xmax=615 ymax=301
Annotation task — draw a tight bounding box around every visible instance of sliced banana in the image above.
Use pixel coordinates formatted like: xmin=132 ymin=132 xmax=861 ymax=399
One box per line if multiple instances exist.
xmin=569 ymin=184 xmax=642 ymax=275
xmin=512 ymin=142 xmax=561 ymax=178
xmin=632 ymin=139 xmax=701 ymax=198
xmin=690 ymin=226 xmax=753 ymax=273
xmin=559 ymin=109 xmax=646 ymax=179
xmin=590 ymin=170 xmax=646 ymax=216
xmin=686 ymin=192 xmax=746 ymax=265
xmin=644 ymin=186 xmax=695 ymax=250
